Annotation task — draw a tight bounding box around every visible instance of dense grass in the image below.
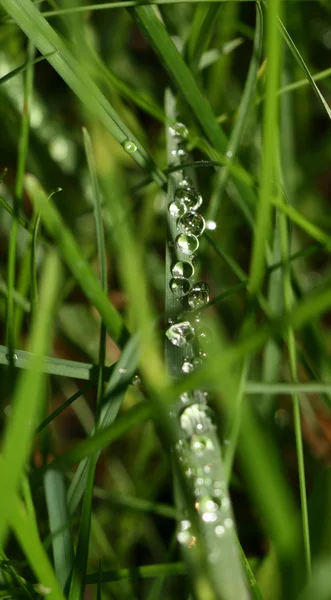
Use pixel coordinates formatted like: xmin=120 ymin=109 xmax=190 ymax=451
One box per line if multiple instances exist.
xmin=1 ymin=1 xmax=331 ymax=599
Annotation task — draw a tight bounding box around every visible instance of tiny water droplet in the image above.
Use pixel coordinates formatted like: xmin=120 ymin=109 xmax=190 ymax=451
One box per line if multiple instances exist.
xmin=180 ymin=404 xmax=216 ymax=437
xmin=224 ymin=517 xmax=234 ymax=529
xmin=165 ymin=321 xmax=195 ymax=347
xmin=206 ymin=220 xmax=217 ymax=231
xmin=215 ymin=525 xmax=225 ymax=537
xmin=199 ymin=497 xmax=219 ymax=523
xmin=172 ymin=260 xmax=194 ymax=279
xmin=119 ymin=367 xmax=127 ymax=374
xmin=182 ymin=360 xmax=194 ymax=374
xmin=177 ymin=519 xmax=195 ymax=547
xmin=177 ymin=211 xmax=205 ymax=237
xmin=132 ymin=375 xmax=141 ymax=385
xmin=170 ymin=277 xmax=191 ymax=297
xmin=226 ymin=150 xmax=233 ymax=158
xmin=274 ymin=408 xmax=290 ymax=428
xmin=168 ymin=200 xmax=186 ymax=218
xmin=191 ymin=435 xmax=215 ymax=455
xmin=175 ymin=188 xmax=203 ymax=211
xmin=176 ymin=233 xmax=199 ymax=256
xmin=169 ymin=122 xmax=188 ymax=138
xmin=179 ymin=177 xmax=194 ymax=188
xmin=6 ymin=352 xmax=18 ymax=362
xmin=180 ymin=392 xmax=191 ymax=403
xmin=123 ymin=140 xmax=137 ymax=153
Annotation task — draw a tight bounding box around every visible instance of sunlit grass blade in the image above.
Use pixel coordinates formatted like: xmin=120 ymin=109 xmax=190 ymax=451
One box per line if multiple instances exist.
xmin=0 ymin=251 xmax=61 ymax=544
xmin=44 ymin=470 xmax=74 ymax=592
xmin=25 ymin=175 xmax=129 ymax=346
xmin=1 ymin=0 xmax=166 ymax=187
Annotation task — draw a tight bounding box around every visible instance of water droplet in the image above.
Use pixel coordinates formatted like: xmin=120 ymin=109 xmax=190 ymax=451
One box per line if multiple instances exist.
xmin=179 ymin=177 xmax=194 ymax=188
xmin=34 ymin=584 xmax=52 ymax=595
xmin=215 ymin=525 xmax=225 ymax=537
xmin=132 ymin=375 xmax=141 ymax=385
xmin=171 ymin=260 xmax=194 ymax=279
xmin=6 ymin=352 xmax=18 ymax=362
xmin=123 ymin=140 xmax=137 ymax=153
xmin=199 ymin=497 xmax=219 ymax=523
xmin=177 ymin=519 xmax=195 ymax=547
xmin=165 ymin=321 xmax=195 ymax=347
xmin=188 ymin=281 xmax=210 ymax=309
xmin=180 ymin=392 xmax=191 ymax=403
xmin=182 ymin=360 xmax=194 ymax=374
xmin=206 ymin=220 xmax=217 ymax=231
xmin=177 ymin=211 xmax=205 ymax=237
xmin=191 ymin=435 xmax=215 ymax=455
xmin=185 ymin=467 xmax=196 ymax=478
xmin=169 ymin=122 xmax=188 ymax=138
xmin=119 ymin=367 xmax=127 ymax=374
xmin=175 ymin=188 xmax=203 ymax=211
xmin=176 ymin=233 xmax=199 ymax=256
xmin=226 ymin=150 xmax=233 ymax=158
xmin=224 ymin=517 xmax=234 ymax=529
xmin=222 ymin=497 xmax=230 ymax=510
xmin=204 ymin=465 xmax=211 ymax=474
xmin=170 ymin=278 xmax=190 ymax=297
xmin=168 ymin=200 xmax=186 ymax=218
xmin=180 ymin=404 xmax=216 ymax=437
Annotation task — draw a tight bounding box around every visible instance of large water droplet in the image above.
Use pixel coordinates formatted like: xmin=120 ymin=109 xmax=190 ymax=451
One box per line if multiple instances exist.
xmin=171 ymin=260 xmax=194 ymax=279
xmin=187 ymin=281 xmax=210 ymax=309
xmin=175 ymin=188 xmax=203 ymax=211
xmin=123 ymin=140 xmax=137 ymax=153
xmin=168 ymin=200 xmax=186 ymax=218
xmin=170 ymin=277 xmax=190 ymax=297
xmin=177 ymin=211 xmax=205 ymax=237
xmin=176 ymin=233 xmax=199 ymax=256
xmin=169 ymin=122 xmax=188 ymax=138
xmin=165 ymin=321 xmax=195 ymax=347
xmin=180 ymin=404 xmax=216 ymax=437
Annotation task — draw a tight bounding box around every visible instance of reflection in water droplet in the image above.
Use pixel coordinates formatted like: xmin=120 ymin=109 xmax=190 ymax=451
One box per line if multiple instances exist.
xmin=172 ymin=260 xmax=194 ymax=279
xmin=177 ymin=211 xmax=205 ymax=237
xmin=170 ymin=278 xmax=190 ymax=297
xmin=175 ymin=188 xmax=203 ymax=211
xmin=165 ymin=321 xmax=195 ymax=347
xmin=176 ymin=233 xmax=199 ymax=256
xmin=168 ymin=200 xmax=186 ymax=218
xmin=206 ymin=220 xmax=217 ymax=230
xmin=169 ymin=122 xmax=189 ymax=138
xmin=123 ymin=140 xmax=137 ymax=153
xmin=180 ymin=404 xmax=216 ymax=437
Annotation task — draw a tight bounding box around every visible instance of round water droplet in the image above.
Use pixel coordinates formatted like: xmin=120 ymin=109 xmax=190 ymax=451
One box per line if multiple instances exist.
xmin=179 ymin=177 xmax=194 ymax=189
xmin=171 ymin=260 xmax=194 ymax=279
xmin=177 ymin=212 xmax=205 ymax=237
xmin=6 ymin=352 xmax=18 ymax=362
xmin=175 ymin=188 xmax=203 ymax=211
xmin=165 ymin=321 xmax=195 ymax=347
xmin=176 ymin=233 xmax=199 ymax=256
xmin=180 ymin=404 xmax=216 ymax=437
xmin=169 ymin=122 xmax=188 ymax=138
xmin=224 ymin=517 xmax=234 ymax=529
xmin=177 ymin=519 xmax=195 ymax=547
xmin=119 ymin=367 xmax=127 ymax=374
xmin=123 ymin=140 xmax=137 ymax=153
xmin=180 ymin=392 xmax=191 ymax=403
xmin=191 ymin=435 xmax=215 ymax=455
xmin=132 ymin=375 xmax=141 ymax=385
xmin=199 ymin=497 xmax=219 ymax=523
xmin=170 ymin=278 xmax=190 ymax=297
xmin=168 ymin=200 xmax=186 ymax=218
xmin=206 ymin=220 xmax=217 ymax=231
xmin=182 ymin=360 xmax=194 ymax=374
xmin=226 ymin=150 xmax=233 ymax=158
xmin=187 ymin=281 xmax=210 ymax=310
xmin=215 ymin=525 xmax=225 ymax=537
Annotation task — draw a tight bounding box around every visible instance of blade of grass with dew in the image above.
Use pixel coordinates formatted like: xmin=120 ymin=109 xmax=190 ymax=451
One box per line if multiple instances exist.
xmin=68 ymin=127 xmax=109 ymax=600
xmin=0 ymin=344 xmax=114 ymax=381
xmin=0 ymin=251 xmax=61 ymax=544
xmin=248 ymin=0 xmax=282 ymax=296
xmin=44 ymin=470 xmax=74 ymax=592
xmin=6 ymin=40 xmax=34 ymax=356
xmin=25 ymin=174 xmax=129 ymax=346
xmin=1 ymin=0 xmax=166 ymax=188
xmin=208 ymin=2 xmax=263 ymax=221
xmin=67 ymin=334 xmax=140 ymax=515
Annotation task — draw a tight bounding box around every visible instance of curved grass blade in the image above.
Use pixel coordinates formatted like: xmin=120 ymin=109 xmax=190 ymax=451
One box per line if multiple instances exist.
xmin=1 ymin=0 xmax=166 ymax=188
xmin=25 ymin=175 xmax=129 ymax=346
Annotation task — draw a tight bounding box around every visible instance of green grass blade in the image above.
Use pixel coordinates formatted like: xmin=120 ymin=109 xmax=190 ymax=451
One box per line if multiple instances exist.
xmin=85 ymin=562 xmax=186 ymax=584
xmin=25 ymin=175 xmax=129 ymax=346
xmin=36 ymin=382 xmax=94 ymax=434
xmin=185 ymin=5 xmax=221 ymax=75
xmin=0 ymin=51 xmax=56 ymax=85
xmin=1 ymin=0 xmax=166 ymax=187
xmin=0 ymin=251 xmax=61 ymax=544
xmin=44 ymin=470 xmax=74 ymax=591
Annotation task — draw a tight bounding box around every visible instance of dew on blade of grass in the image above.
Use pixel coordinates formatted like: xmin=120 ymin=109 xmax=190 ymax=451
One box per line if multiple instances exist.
xmin=206 ymin=220 xmax=217 ymax=231
xmin=170 ymin=277 xmax=191 ymax=297
xmin=172 ymin=260 xmax=194 ymax=279
xmin=166 ymin=321 xmax=195 ymax=347
xmin=215 ymin=525 xmax=225 ymax=537
xmin=169 ymin=122 xmax=189 ymax=138
xmin=6 ymin=352 xmax=18 ymax=362
xmin=190 ymin=435 xmax=215 ymax=455
xmin=177 ymin=519 xmax=195 ymax=547
xmin=182 ymin=359 xmax=194 ymax=373
xmin=180 ymin=404 xmax=216 ymax=437
xmin=188 ymin=281 xmax=210 ymax=309
xmin=178 ymin=177 xmax=194 ymax=189
xmin=132 ymin=375 xmax=141 ymax=385
xmin=175 ymin=188 xmax=203 ymax=211
xmin=176 ymin=233 xmax=199 ymax=255
xmin=177 ymin=211 xmax=205 ymax=237
xmin=123 ymin=140 xmax=137 ymax=153
xmin=168 ymin=200 xmax=186 ymax=218
xmin=198 ymin=497 xmax=219 ymax=523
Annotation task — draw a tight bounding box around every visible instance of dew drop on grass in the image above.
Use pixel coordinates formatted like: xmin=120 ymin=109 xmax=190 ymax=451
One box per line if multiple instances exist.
xmin=206 ymin=219 xmax=217 ymax=231
xmin=119 ymin=367 xmax=127 ymax=374
xmin=182 ymin=359 xmax=194 ymax=373
xmin=170 ymin=277 xmax=190 ymax=297
xmin=226 ymin=150 xmax=233 ymax=158
xmin=171 ymin=260 xmax=194 ymax=279
xmin=177 ymin=211 xmax=205 ymax=237
xmin=215 ymin=525 xmax=225 ymax=537
xmin=175 ymin=188 xmax=203 ymax=211
xmin=168 ymin=200 xmax=186 ymax=218
xmin=198 ymin=497 xmax=219 ymax=523
xmin=188 ymin=281 xmax=210 ymax=309
xmin=165 ymin=321 xmax=195 ymax=347
xmin=123 ymin=140 xmax=137 ymax=153
xmin=176 ymin=233 xmax=199 ymax=255
xmin=180 ymin=404 xmax=216 ymax=437
xmin=169 ymin=122 xmax=189 ymax=138
xmin=179 ymin=177 xmax=194 ymax=189
xmin=132 ymin=375 xmax=141 ymax=385
xmin=6 ymin=352 xmax=18 ymax=362
xmin=191 ymin=435 xmax=215 ymax=455
xmin=177 ymin=519 xmax=195 ymax=547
